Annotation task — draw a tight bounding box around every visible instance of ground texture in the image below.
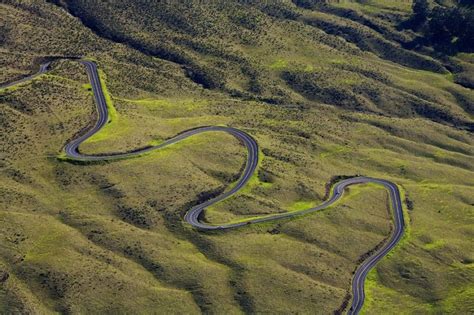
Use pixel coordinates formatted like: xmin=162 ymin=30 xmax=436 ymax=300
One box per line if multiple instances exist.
xmin=0 ymin=1 xmax=473 ymax=314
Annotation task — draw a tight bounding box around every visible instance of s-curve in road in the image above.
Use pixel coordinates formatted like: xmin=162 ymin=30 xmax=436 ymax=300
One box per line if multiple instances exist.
xmin=1 ymin=59 xmax=405 ymax=314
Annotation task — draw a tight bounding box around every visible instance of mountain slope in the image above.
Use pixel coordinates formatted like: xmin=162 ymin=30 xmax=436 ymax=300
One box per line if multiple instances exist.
xmin=1 ymin=1 xmax=473 ymax=314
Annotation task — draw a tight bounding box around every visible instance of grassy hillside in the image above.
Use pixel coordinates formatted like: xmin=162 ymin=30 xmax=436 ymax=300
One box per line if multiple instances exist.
xmin=1 ymin=0 xmax=473 ymax=314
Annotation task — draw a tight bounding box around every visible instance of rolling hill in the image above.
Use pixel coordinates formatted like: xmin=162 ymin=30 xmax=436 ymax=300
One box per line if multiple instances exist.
xmin=1 ymin=0 xmax=473 ymax=314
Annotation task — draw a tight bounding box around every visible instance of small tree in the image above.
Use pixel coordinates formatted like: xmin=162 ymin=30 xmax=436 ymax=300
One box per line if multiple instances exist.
xmin=411 ymin=0 xmax=430 ymax=29
xmin=458 ymin=7 xmax=474 ymax=52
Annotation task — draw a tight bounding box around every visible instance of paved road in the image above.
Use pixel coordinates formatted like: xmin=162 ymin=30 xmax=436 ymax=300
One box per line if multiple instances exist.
xmin=1 ymin=60 xmax=405 ymax=314
xmin=0 ymin=62 xmax=51 ymax=89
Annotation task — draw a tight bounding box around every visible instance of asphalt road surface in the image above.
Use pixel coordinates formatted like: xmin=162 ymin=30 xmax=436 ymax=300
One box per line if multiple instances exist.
xmin=1 ymin=60 xmax=405 ymax=315
xmin=1 ymin=61 xmax=51 ymax=89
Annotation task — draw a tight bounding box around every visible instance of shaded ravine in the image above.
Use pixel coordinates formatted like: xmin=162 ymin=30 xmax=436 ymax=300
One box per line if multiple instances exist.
xmin=1 ymin=60 xmax=405 ymax=314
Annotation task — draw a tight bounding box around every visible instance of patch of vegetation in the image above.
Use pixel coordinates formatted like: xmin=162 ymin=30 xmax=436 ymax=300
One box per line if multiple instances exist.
xmin=403 ymin=0 xmax=474 ymax=54
xmin=1 ymin=1 xmax=473 ymax=314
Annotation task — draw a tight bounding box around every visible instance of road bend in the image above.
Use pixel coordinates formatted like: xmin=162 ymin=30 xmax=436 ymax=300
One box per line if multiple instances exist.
xmin=1 ymin=59 xmax=405 ymax=314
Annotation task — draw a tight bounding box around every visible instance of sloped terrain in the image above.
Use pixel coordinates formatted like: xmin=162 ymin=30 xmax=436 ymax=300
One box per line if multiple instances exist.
xmin=1 ymin=1 xmax=473 ymax=314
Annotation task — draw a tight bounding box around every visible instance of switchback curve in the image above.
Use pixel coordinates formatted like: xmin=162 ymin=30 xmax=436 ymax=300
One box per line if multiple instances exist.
xmin=1 ymin=59 xmax=406 ymax=315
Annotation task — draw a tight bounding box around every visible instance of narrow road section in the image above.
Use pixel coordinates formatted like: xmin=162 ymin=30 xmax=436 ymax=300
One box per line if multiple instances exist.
xmin=1 ymin=62 xmax=51 ymax=89
xmin=1 ymin=59 xmax=406 ymax=315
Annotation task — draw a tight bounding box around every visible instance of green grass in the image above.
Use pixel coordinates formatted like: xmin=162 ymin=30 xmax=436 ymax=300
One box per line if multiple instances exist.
xmin=1 ymin=1 xmax=473 ymax=313
xmin=269 ymin=58 xmax=288 ymax=70
xmin=422 ymin=239 xmax=446 ymax=251
xmin=286 ymin=200 xmax=316 ymax=211
xmin=362 ymin=270 xmax=435 ymax=315
xmin=0 ymin=85 xmax=20 ymax=92
xmin=333 ymin=0 xmax=413 ymax=15
xmin=82 ymin=83 xmax=92 ymax=91
xmin=82 ymin=69 xmax=123 ymax=144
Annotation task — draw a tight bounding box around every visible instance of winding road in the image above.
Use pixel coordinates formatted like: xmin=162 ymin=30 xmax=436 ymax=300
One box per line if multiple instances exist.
xmin=1 ymin=61 xmax=51 ymax=89
xmin=1 ymin=59 xmax=405 ymax=315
